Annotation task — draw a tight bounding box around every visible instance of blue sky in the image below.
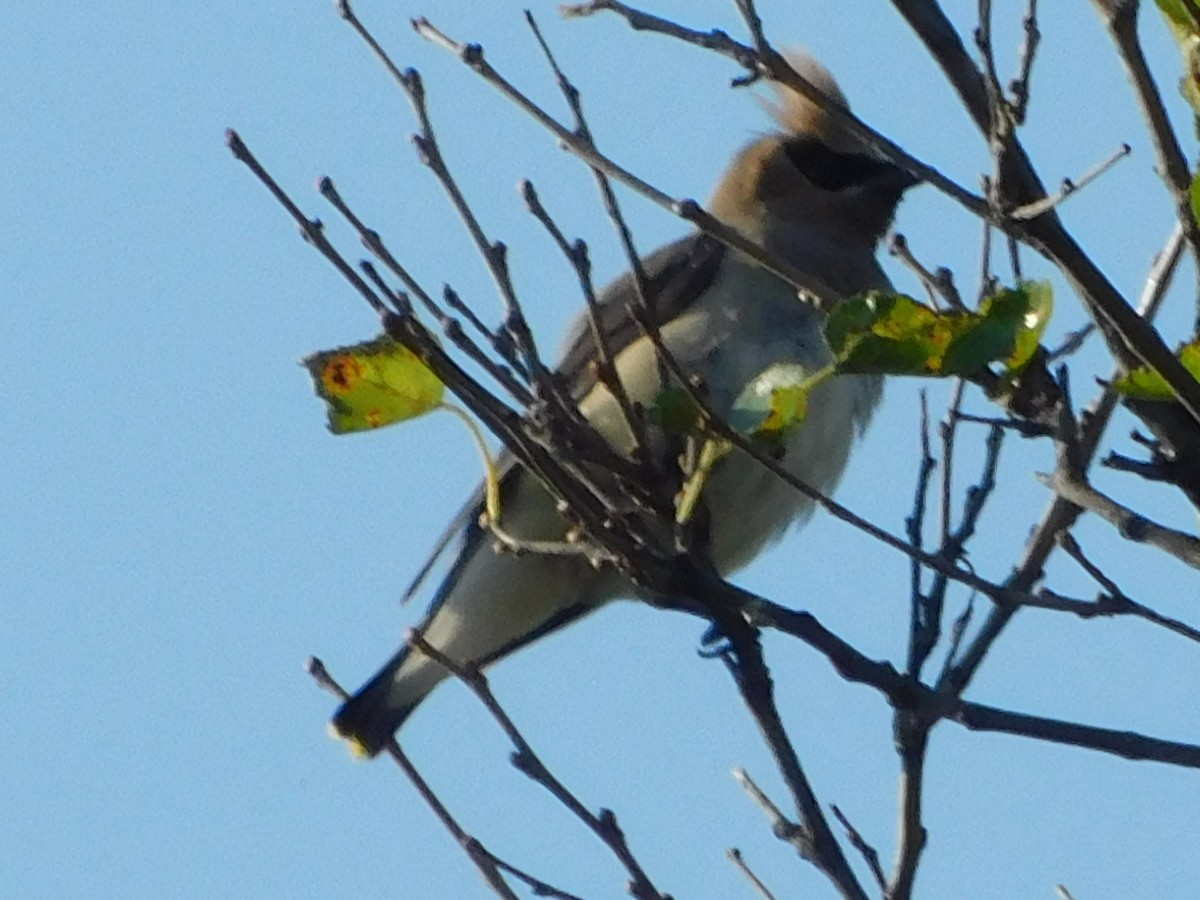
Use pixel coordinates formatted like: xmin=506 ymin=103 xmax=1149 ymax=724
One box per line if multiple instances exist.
xmin=5 ymin=2 xmax=1199 ymax=898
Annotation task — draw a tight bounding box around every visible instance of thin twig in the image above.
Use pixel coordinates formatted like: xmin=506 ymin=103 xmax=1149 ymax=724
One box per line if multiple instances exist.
xmin=905 ymin=392 xmax=937 ymax=676
xmin=522 ymin=13 xmax=658 ymax=466
xmin=889 ymin=234 xmax=964 ymax=309
xmin=1037 ymin=468 xmax=1200 ymax=569
xmin=941 ymin=217 xmax=1187 ymax=696
xmin=830 ymin=805 xmax=888 ymax=894
xmin=1008 ymin=143 xmax=1132 ymax=220
xmin=1094 ymin=0 xmax=1200 ymax=300
xmin=405 ymin=634 xmax=669 ymax=900
xmin=1030 ymin=588 xmax=1200 ymax=644
xmin=732 ymin=768 xmax=813 ymax=858
xmin=306 ymin=657 xmax=523 ymax=900
xmin=726 ymin=849 xmax=778 ymax=900
xmin=412 ymin=15 xmax=845 ymax=310
xmin=716 ymin=606 xmax=867 ymax=899
xmin=1008 ymin=0 xmax=1040 ymax=124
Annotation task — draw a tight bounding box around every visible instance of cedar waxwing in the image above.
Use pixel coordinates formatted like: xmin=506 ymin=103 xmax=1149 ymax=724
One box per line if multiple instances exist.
xmin=332 ymin=56 xmax=917 ymax=757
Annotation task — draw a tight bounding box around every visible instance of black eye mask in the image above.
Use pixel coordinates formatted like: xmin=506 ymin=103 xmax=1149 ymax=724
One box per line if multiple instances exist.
xmin=783 ymin=137 xmax=900 ymax=192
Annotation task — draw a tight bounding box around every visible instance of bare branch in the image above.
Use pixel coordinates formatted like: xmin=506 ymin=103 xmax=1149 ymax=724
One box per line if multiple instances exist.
xmin=942 ymin=217 xmax=1186 ymax=696
xmin=1038 ymin=467 xmax=1200 ymax=569
xmin=889 ymin=714 xmax=930 ymax=900
xmin=1031 ymin=587 xmax=1200 ymax=644
xmin=953 ymin=699 xmax=1200 ymax=768
xmin=889 ymin=234 xmax=964 ymax=309
xmin=717 ymin=609 xmax=867 ymax=899
xmin=732 ymin=768 xmax=817 ymax=860
xmin=1092 ymin=0 xmax=1200 ymax=295
xmin=522 ymin=13 xmax=657 ymax=466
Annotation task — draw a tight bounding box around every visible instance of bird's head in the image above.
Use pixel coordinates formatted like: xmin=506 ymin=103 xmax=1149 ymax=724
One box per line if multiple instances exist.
xmin=709 ymin=54 xmax=918 ymax=250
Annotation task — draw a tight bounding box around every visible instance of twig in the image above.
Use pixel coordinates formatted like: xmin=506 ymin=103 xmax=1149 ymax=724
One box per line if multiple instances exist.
xmin=918 ymin=422 xmax=1005 ymax=683
xmin=941 ymin=216 xmax=1187 ymax=696
xmin=411 ymin=15 xmax=844 ymax=311
xmin=1008 ymin=0 xmax=1040 ymax=124
xmin=952 ymin=699 xmax=1200 ymax=768
xmin=1045 ymin=323 xmax=1095 ymax=362
xmin=1008 ymin=143 xmax=1132 ymax=220
xmin=904 ymin=392 xmax=937 ymax=676
xmin=716 ymin=606 xmax=867 ymax=899
xmin=305 ymin=657 xmax=523 ymax=900
xmin=1037 ymin=468 xmax=1200 ymax=569
xmin=522 ymin=13 xmax=660 ymax=466
xmin=1094 ymin=0 xmax=1200 ymax=299
xmin=519 ymin=179 xmax=659 ymax=484
xmin=726 ymin=849 xmax=778 ymax=900
xmin=732 ymin=768 xmax=813 ymax=858
xmin=1057 ymin=532 xmax=1123 ymax=598
xmin=405 ymin=634 xmax=669 ymax=900
xmin=889 ymin=234 xmax=964 ymax=309
xmin=830 ymin=805 xmax=888 ymax=894
xmin=1030 ymin=588 xmax=1200 ymax=645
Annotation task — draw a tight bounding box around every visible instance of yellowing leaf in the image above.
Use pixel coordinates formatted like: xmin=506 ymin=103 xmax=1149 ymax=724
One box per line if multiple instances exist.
xmin=304 ymin=335 xmax=445 ymax=434
xmin=727 ymin=363 xmax=832 ymax=437
xmin=1112 ymin=341 xmax=1200 ymax=401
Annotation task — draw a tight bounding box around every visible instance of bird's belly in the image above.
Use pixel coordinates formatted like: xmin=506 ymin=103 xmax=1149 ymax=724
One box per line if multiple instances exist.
xmin=704 ymin=371 xmax=880 ymax=574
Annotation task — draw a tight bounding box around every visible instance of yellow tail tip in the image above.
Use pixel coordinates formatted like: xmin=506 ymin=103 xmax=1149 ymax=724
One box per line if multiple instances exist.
xmin=327 ymin=722 xmax=373 ymax=759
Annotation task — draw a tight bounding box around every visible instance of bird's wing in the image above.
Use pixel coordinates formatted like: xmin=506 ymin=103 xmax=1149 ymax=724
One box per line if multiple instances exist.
xmin=556 ymin=232 xmax=727 ymax=399
xmin=400 ymin=232 xmax=727 ymax=605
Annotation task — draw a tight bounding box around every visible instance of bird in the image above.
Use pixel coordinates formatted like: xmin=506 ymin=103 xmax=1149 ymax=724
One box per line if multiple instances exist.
xmin=331 ymin=55 xmax=917 ymax=757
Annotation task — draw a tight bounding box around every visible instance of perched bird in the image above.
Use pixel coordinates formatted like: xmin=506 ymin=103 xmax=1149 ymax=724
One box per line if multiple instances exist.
xmin=332 ymin=56 xmax=917 ymax=757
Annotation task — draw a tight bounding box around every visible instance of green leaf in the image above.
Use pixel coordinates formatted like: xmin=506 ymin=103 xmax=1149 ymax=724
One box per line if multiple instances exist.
xmin=827 ymin=293 xmax=948 ymax=376
xmin=304 ymin=335 xmax=445 ymax=434
xmin=649 ymin=386 xmax=703 ymax=435
xmin=1155 ymin=0 xmax=1200 ymax=41
xmin=951 ymin=281 xmax=1053 ymax=376
xmin=827 ymin=283 xmax=1052 ymax=379
xmin=1004 ymin=280 xmax=1053 ymax=373
xmin=1111 ymin=341 xmax=1200 ymax=401
xmin=1190 ymin=171 xmax=1200 ymax=230
xmin=940 ymin=293 xmax=1022 ymax=376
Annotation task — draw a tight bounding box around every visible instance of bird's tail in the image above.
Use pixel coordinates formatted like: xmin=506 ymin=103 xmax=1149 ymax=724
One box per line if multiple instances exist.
xmin=329 ymin=646 xmax=447 ymax=758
